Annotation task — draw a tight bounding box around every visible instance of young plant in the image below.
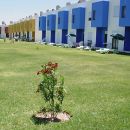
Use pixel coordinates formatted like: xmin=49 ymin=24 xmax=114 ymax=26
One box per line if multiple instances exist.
xmin=37 ymin=62 xmax=65 ymax=119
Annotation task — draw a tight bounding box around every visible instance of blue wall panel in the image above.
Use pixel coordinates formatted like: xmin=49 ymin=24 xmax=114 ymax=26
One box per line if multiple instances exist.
xmin=39 ymin=16 xmax=46 ymax=31
xmin=124 ymin=27 xmax=130 ymax=51
xmin=58 ymin=11 xmax=69 ymax=29
xmin=47 ymin=14 xmax=56 ymax=31
xmin=72 ymin=7 xmax=85 ymax=29
xmin=91 ymin=1 xmax=109 ymax=27
xmin=119 ymin=0 xmax=130 ymax=26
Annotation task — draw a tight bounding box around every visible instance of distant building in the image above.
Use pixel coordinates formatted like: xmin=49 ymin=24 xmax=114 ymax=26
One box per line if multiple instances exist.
xmin=7 ymin=0 xmax=130 ymax=52
xmin=0 ymin=22 xmax=8 ymax=38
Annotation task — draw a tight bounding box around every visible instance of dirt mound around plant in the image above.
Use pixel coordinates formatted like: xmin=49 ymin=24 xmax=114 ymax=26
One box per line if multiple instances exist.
xmin=33 ymin=112 xmax=71 ymax=123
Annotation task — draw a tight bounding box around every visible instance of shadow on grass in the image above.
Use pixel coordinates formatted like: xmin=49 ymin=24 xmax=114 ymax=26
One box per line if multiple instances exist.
xmin=117 ymin=52 xmax=130 ymax=56
xmin=31 ymin=115 xmax=61 ymax=125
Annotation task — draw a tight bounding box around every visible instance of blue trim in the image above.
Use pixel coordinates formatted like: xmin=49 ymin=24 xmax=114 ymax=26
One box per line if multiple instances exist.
xmin=119 ymin=0 xmax=130 ymax=27
xmin=91 ymin=1 xmax=109 ymax=27
xmin=58 ymin=11 xmax=69 ymax=30
xmin=47 ymin=14 xmax=56 ymax=31
xmin=72 ymin=7 xmax=85 ymax=29
xmin=39 ymin=16 xmax=46 ymax=31
xmin=124 ymin=27 xmax=130 ymax=51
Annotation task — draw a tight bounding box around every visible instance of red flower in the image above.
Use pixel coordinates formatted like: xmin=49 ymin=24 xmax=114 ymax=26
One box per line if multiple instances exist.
xmin=55 ymin=63 xmax=58 ymax=68
xmin=37 ymin=62 xmax=58 ymax=75
xmin=45 ymin=68 xmax=52 ymax=74
xmin=48 ymin=62 xmax=53 ymax=66
xmin=51 ymin=63 xmax=58 ymax=70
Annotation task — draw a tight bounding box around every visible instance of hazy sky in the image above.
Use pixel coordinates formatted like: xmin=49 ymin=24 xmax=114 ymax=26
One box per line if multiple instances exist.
xmin=0 ymin=0 xmax=78 ymax=25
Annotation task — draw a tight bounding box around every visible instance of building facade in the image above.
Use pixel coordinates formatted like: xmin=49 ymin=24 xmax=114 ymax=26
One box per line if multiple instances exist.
xmin=119 ymin=0 xmax=130 ymax=52
xmin=0 ymin=22 xmax=8 ymax=39
xmin=7 ymin=0 xmax=130 ymax=52
xmin=8 ymin=15 xmax=36 ymax=41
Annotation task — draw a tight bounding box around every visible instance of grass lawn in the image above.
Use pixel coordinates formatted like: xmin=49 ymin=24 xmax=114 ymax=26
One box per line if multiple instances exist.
xmin=0 ymin=40 xmax=130 ymax=130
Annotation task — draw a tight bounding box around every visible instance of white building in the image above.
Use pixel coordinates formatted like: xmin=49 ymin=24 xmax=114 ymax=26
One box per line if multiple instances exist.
xmin=84 ymin=0 xmax=96 ymax=47
xmin=0 ymin=22 xmax=7 ymax=39
xmin=35 ymin=13 xmax=42 ymax=42
xmin=107 ymin=0 xmax=125 ymax=51
xmin=38 ymin=0 xmax=128 ymax=52
xmin=7 ymin=0 xmax=130 ymax=52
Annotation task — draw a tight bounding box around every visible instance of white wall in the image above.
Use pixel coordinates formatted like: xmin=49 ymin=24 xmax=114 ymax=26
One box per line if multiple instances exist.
xmin=84 ymin=0 xmax=96 ymax=47
xmin=29 ymin=32 xmax=32 ymax=41
xmin=0 ymin=25 xmax=6 ymax=38
xmin=68 ymin=2 xmax=87 ymax=45
xmin=38 ymin=1 xmax=100 ymax=46
xmin=46 ymin=30 xmax=51 ymax=42
xmin=44 ymin=11 xmax=57 ymax=43
xmin=55 ymin=11 xmax=59 ymax=43
xmin=35 ymin=15 xmax=42 ymax=42
xmin=107 ymin=0 xmax=125 ymax=51
xmin=9 ymin=33 xmax=13 ymax=39
xmin=35 ymin=0 xmax=126 ymax=52
xmin=55 ymin=30 xmax=62 ymax=43
xmin=55 ymin=10 xmax=67 ymax=44
xmin=55 ymin=6 xmax=70 ymax=44
xmin=54 ymin=1 xmax=96 ymax=45
xmin=20 ymin=32 xmax=23 ymax=38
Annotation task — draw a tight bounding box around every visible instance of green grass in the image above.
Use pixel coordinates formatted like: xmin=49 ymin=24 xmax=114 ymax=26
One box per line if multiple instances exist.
xmin=0 ymin=40 xmax=130 ymax=130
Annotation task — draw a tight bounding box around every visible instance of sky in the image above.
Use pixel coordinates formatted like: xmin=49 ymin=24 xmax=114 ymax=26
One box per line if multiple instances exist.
xmin=0 ymin=0 xmax=78 ymax=25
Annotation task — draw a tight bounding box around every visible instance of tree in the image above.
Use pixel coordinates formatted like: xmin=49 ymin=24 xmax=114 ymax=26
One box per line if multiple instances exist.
xmin=37 ymin=62 xmax=65 ymax=120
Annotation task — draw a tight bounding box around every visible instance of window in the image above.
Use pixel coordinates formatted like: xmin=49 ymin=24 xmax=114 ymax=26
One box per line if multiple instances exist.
xmin=121 ymin=6 xmax=126 ymax=18
xmin=58 ymin=17 xmax=60 ymax=25
xmin=47 ymin=19 xmax=49 ymax=27
xmin=92 ymin=10 xmax=96 ymax=20
xmin=72 ymin=15 xmax=75 ymax=24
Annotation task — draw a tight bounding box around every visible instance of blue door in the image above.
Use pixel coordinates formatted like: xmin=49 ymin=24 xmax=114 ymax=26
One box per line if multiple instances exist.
xmin=42 ymin=31 xmax=46 ymax=41
xmin=51 ymin=31 xmax=55 ymax=43
xmin=62 ymin=30 xmax=68 ymax=44
xmin=124 ymin=27 xmax=130 ymax=51
xmin=96 ymin=27 xmax=106 ymax=47
xmin=76 ymin=29 xmax=84 ymax=44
